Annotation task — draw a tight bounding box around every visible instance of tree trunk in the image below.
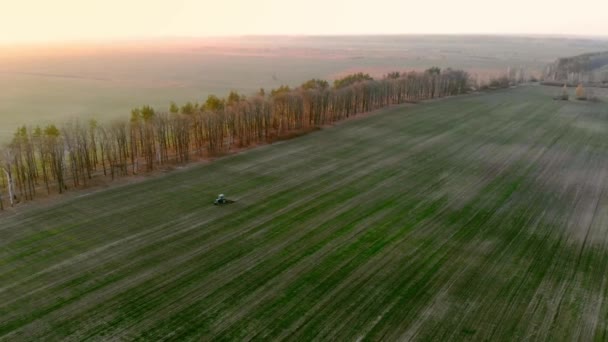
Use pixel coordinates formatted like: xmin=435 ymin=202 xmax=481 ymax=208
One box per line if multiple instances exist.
xmin=2 ymin=167 xmax=15 ymax=207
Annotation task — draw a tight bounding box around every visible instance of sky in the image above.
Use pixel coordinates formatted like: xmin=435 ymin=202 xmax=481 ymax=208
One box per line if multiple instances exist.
xmin=1 ymin=0 xmax=607 ymax=44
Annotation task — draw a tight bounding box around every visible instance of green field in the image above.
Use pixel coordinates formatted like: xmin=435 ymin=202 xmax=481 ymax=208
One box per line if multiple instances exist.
xmin=2 ymin=35 xmax=608 ymax=142
xmin=1 ymin=86 xmax=608 ymax=340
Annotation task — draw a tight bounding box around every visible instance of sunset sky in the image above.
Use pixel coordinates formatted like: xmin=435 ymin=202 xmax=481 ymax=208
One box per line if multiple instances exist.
xmin=2 ymin=0 xmax=607 ymax=44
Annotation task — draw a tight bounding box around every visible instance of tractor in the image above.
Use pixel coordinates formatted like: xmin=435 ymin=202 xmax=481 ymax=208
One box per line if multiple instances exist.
xmin=214 ymin=194 xmax=235 ymax=205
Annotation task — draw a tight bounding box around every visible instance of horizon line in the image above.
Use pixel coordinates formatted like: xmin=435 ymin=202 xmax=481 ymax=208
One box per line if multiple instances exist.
xmin=2 ymin=32 xmax=608 ymax=47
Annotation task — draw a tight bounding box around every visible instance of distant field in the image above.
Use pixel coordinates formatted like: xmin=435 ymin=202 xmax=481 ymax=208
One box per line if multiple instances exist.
xmin=1 ymin=35 xmax=608 ymax=141
xmin=2 ymin=86 xmax=608 ymax=340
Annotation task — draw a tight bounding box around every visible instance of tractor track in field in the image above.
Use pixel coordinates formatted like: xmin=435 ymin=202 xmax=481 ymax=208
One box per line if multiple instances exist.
xmin=2 ymin=108 xmax=442 ymax=338
xmin=107 ymin=118 xmax=478 ymax=340
xmin=2 ymin=147 xmax=389 ymax=337
xmin=2 ymin=86 xmax=608 ymax=340
xmin=278 ymin=106 xmax=538 ymax=340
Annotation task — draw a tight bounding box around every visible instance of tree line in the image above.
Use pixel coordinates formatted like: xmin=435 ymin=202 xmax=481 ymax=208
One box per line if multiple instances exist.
xmin=543 ymin=51 xmax=608 ymax=87
xmin=0 ymin=68 xmax=471 ymax=209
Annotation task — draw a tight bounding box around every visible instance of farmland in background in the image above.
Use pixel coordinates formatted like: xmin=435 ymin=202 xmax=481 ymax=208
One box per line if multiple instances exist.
xmin=1 ymin=35 xmax=608 ymax=141
xmin=2 ymin=85 xmax=608 ymax=340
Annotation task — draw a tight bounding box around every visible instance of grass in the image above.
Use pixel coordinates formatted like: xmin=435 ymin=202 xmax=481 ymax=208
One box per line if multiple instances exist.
xmin=1 ymin=85 xmax=608 ymax=340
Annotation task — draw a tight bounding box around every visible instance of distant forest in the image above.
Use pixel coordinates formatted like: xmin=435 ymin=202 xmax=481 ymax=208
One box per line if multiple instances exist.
xmin=0 ymin=68 xmax=520 ymax=208
xmin=543 ymin=51 xmax=608 ymax=86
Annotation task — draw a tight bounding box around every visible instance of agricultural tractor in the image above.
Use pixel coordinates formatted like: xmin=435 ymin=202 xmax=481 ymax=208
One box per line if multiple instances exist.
xmin=214 ymin=194 xmax=235 ymax=205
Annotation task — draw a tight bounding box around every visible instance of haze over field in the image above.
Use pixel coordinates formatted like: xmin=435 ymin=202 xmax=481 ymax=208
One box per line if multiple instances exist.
xmin=4 ymin=0 xmax=608 ymax=340
xmin=1 ymin=0 xmax=607 ymax=141
xmin=2 ymin=36 xmax=608 ymax=142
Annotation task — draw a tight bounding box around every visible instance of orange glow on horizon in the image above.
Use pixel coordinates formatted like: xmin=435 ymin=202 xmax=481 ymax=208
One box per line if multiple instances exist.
xmin=1 ymin=0 xmax=607 ymax=45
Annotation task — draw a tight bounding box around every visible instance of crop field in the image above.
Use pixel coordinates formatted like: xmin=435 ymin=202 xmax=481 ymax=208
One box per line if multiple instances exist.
xmin=1 ymin=85 xmax=608 ymax=340
xmin=2 ymin=35 xmax=608 ymax=142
